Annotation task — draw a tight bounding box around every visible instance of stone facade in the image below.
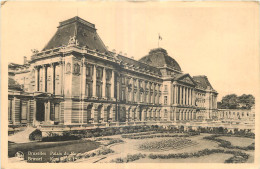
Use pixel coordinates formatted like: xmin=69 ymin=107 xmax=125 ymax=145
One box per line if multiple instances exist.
xmin=8 ymin=16 xmax=218 ymax=127
xmin=217 ymin=108 xmax=255 ymax=122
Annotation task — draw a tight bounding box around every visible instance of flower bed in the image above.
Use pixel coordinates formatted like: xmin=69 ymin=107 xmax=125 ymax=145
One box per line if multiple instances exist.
xmin=110 ymin=149 xmax=249 ymax=163
xmin=148 ymin=149 xmax=249 ymax=163
xmin=110 ymin=153 xmax=146 ymax=163
xmin=203 ymin=135 xmax=255 ymax=151
xmin=139 ymin=138 xmax=197 ymax=151
xmin=121 ymin=132 xmax=199 ymax=139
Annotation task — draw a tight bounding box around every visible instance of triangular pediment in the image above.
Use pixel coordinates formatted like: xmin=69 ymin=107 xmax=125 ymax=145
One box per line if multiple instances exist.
xmin=176 ymin=74 xmax=196 ymax=86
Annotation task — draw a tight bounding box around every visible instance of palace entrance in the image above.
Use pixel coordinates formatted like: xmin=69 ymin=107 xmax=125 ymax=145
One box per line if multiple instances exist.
xmin=36 ymin=101 xmax=45 ymax=121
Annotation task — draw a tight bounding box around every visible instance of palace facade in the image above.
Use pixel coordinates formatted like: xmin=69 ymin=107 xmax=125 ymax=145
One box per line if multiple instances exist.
xmin=8 ymin=16 xmax=218 ymax=127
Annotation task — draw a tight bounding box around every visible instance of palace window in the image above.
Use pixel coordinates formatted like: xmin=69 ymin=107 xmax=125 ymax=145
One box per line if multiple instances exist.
xmin=159 ymin=94 xmax=161 ymax=104
xmin=164 ymin=96 xmax=168 ymax=105
xmin=96 ymin=69 xmax=102 ymax=79
xmin=21 ymin=101 xmax=28 ymax=121
xmin=54 ymin=104 xmax=60 ymax=121
xmin=106 ymin=85 xmax=111 ymax=98
xmin=106 ymin=71 xmax=111 ymax=81
xmin=86 ymin=83 xmax=92 ymax=97
xmin=134 ymin=92 xmax=137 ymax=102
xmin=164 ymin=109 xmax=168 ymax=118
xmin=96 ymin=85 xmax=101 ymax=97
xmin=121 ymin=89 xmax=125 ymax=100
xmin=86 ymin=66 xmax=91 ymax=76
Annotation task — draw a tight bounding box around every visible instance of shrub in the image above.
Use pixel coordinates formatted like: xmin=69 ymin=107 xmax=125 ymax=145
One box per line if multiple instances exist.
xmin=29 ymin=129 xmax=42 ymax=141
xmin=203 ymin=135 xmax=255 ymax=150
xmin=146 ymin=148 xmax=249 ymax=163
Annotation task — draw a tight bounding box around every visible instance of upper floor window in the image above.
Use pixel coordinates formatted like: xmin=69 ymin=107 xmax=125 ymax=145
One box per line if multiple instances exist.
xmin=86 ymin=66 xmax=91 ymax=76
xmin=164 ymin=96 xmax=167 ymax=105
xmin=96 ymin=68 xmax=102 ymax=79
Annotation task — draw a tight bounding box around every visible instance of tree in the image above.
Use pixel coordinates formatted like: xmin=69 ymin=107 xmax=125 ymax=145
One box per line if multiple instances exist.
xmin=220 ymin=94 xmax=239 ymax=109
xmin=217 ymin=94 xmax=255 ymax=110
xmin=238 ymin=94 xmax=255 ymax=109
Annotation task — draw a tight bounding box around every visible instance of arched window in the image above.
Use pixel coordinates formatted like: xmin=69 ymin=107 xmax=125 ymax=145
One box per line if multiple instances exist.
xmin=164 ymin=109 xmax=168 ymax=118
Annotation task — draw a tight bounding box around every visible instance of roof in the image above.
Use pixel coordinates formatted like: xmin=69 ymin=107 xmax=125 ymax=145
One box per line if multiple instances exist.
xmin=139 ymin=48 xmax=182 ymax=71
xmin=42 ymin=16 xmax=108 ymax=53
xmin=8 ymin=77 xmax=23 ymax=91
xmin=193 ymin=75 xmax=214 ymax=90
xmin=116 ymin=54 xmax=162 ymax=76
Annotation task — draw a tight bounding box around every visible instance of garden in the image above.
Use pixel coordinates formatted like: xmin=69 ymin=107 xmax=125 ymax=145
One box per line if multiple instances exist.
xmin=9 ymin=125 xmax=255 ymax=163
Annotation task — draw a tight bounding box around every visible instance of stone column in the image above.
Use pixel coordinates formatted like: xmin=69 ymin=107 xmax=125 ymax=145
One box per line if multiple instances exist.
xmin=187 ymin=88 xmax=190 ymax=105
xmin=172 ymin=85 xmax=175 ymax=104
xmin=180 ymin=86 xmax=183 ymax=105
xmin=132 ymin=78 xmax=134 ymax=102
xmin=191 ymin=89 xmax=194 ymax=105
xmin=176 ymin=86 xmax=179 ymax=104
xmin=44 ymin=65 xmax=48 ymax=92
xmin=52 ymin=63 xmax=56 ymax=94
xmin=82 ymin=60 xmax=86 ymax=98
xmin=137 ymin=80 xmax=140 ymax=102
xmin=188 ymin=88 xmax=191 ymax=105
xmin=183 ymin=87 xmax=186 ymax=105
xmin=49 ymin=64 xmax=54 ymax=94
xmin=153 ymin=83 xmax=155 ymax=104
xmin=111 ymin=70 xmax=115 ymax=99
xmin=156 ymin=85 xmax=159 ymax=104
xmin=34 ymin=66 xmax=38 ymax=92
xmin=61 ymin=61 xmax=65 ymax=95
xmin=186 ymin=88 xmax=188 ymax=105
xmin=93 ymin=65 xmax=97 ymax=97
xmin=33 ymin=99 xmax=37 ymax=125
xmin=147 ymin=82 xmax=150 ymax=103
xmin=102 ymin=68 xmax=106 ymax=98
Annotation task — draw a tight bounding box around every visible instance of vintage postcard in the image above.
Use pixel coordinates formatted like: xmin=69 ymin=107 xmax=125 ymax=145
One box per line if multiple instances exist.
xmin=1 ymin=1 xmax=259 ymax=169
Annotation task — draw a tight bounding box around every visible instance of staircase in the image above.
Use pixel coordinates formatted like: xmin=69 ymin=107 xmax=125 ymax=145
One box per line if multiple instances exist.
xmin=8 ymin=127 xmax=38 ymax=143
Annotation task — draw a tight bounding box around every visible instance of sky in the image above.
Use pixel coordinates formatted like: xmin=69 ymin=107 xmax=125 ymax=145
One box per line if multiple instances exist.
xmin=1 ymin=1 xmax=259 ymax=101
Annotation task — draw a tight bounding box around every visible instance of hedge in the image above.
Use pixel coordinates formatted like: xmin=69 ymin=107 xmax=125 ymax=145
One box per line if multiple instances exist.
xmin=203 ymin=135 xmax=255 ymax=151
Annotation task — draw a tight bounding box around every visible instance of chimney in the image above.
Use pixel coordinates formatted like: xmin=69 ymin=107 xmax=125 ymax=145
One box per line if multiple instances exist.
xmin=24 ymin=56 xmax=28 ymax=64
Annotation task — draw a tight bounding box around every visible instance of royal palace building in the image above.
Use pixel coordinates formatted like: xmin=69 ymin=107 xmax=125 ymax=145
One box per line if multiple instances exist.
xmin=8 ymin=16 xmax=218 ymax=127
